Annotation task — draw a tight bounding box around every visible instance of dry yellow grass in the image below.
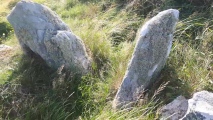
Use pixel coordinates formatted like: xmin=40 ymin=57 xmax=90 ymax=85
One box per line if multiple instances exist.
xmin=0 ymin=0 xmax=13 ymax=18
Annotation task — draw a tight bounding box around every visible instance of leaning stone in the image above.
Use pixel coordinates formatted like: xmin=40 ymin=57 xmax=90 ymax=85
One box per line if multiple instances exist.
xmin=160 ymin=96 xmax=188 ymax=120
xmin=7 ymin=0 xmax=91 ymax=73
xmin=113 ymin=9 xmax=179 ymax=109
xmin=181 ymin=91 xmax=213 ymax=120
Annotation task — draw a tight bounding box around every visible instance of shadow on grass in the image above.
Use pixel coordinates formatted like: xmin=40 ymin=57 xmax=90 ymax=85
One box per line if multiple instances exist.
xmin=0 ymin=54 xmax=90 ymax=120
xmin=148 ymin=65 xmax=192 ymax=104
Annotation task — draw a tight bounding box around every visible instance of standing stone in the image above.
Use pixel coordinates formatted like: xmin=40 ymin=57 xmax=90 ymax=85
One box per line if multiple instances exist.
xmin=113 ymin=9 xmax=179 ymax=109
xmin=7 ymin=0 xmax=91 ymax=73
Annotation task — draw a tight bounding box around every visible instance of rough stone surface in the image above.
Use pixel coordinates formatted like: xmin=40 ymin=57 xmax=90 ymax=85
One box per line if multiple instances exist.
xmin=160 ymin=91 xmax=213 ymax=120
xmin=160 ymin=96 xmax=188 ymax=120
xmin=7 ymin=0 xmax=91 ymax=73
xmin=181 ymin=91 xmax=213 ymax=120
xmin=113 ymin=9 xmax=179 ymax=109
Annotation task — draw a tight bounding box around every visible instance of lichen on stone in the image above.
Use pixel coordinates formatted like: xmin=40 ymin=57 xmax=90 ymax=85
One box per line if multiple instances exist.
xmin=7 ymin=1 xmax=91 ymax=74
xmin=113 ymin=9 xmax=179 ymax=109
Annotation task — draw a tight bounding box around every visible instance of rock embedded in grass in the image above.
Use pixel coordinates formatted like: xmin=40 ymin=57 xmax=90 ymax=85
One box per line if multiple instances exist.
xmin=160 ymin=96 xmax=188 ymax=120
xmin=160 ymin=91 xmax=213 ymax=120
xmin=182 ymin=91 xmax=213 ymax=120
xmin=7 ymin=0 xmax=91 ymax=74
xmin=0 ymin=44 xmax=13 ymax=62
xmin=0 ymin=44 xmax=12 ymax=52
xmin=113 ymin=9 xmax=179 ymax=109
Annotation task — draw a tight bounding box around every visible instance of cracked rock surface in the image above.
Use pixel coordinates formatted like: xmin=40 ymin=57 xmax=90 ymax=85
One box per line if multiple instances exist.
xmin=160 ymin=96 xmax=188 ymax=120
xmin=181 ymin=91 xmax=213 ymax=120
xmin=113 ymin=9 xmax=179 ymax=109
xmin=160 ymin=91 xmax=213 ymax=120
xmin=7 ymin=0 xmax=91 ymax=73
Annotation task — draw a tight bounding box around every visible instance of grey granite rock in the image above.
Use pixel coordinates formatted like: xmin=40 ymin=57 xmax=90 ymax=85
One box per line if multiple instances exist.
xmin=113 ymin=9 xmax=179 ymax=109
xmin=160 ymin=91 xmax=213 ymax=120
xmin=7 ymin=0 xmax=91 ymax=73
xmin=160 ymin=96 xmax=188 ymax=120
xmin=181 ymin=91 xmax=213 ymax=120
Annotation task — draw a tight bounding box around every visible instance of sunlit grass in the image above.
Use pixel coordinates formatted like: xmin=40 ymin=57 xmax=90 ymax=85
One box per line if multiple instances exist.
xmin=0 ymin=0 xmax=213 ymax=119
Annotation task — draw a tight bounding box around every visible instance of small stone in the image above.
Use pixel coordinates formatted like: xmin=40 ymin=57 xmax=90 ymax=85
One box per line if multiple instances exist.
xmin=181 ymin=91 xmax=213 ymax=120
xmin=160 ymin=96 xmax=188 ymax=120
xmin=160 ymin=91 xmax=213 ymax=120
xmin=0 ymin=44 xmax=13 ymax=59
xmin=0 ymin=44 xmax=12 ymax=52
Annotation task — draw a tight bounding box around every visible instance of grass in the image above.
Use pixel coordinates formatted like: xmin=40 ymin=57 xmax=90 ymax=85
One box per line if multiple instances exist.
xmin=0 ymin=0 xmax=213 ymax=119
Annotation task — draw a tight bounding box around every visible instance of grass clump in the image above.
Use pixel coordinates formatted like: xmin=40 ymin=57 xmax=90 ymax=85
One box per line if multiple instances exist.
xmin=7 ymin=0 xmax=19 ymax=10
xmin=188 ymin=0 xmax=213 ymax=6
xmin=0 ymin=21 xmax=13 ymax=43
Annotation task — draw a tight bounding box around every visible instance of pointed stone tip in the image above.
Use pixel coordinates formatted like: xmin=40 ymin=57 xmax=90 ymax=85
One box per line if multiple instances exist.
xmin=171 ymin=9 xmax=179 ymax=20
xmin=140 ymin=9 xmax=179 ymax=37
xmin=158 ymin=9 xmax=179 ymax=20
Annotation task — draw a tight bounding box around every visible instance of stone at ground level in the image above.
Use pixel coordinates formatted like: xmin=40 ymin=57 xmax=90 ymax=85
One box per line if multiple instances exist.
xmin=0 ymin=44 xmax=12 ymax=52
xmin=0 ymin=44 xmax=13 ymax=60
xmin=7 ymin=0 xmax=91 ymax=74
xmin=113 ymin=9 xmax=179 ymax=109
xmin=160 ymin=91 xmax=213 ymax=120
xmin=0 ymin=44 xmax=13 ymax=70
xmin=160 ymin=96 xmax=188 ymax=120
xmin=181 ymin=91 xmax=213 ymax=120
